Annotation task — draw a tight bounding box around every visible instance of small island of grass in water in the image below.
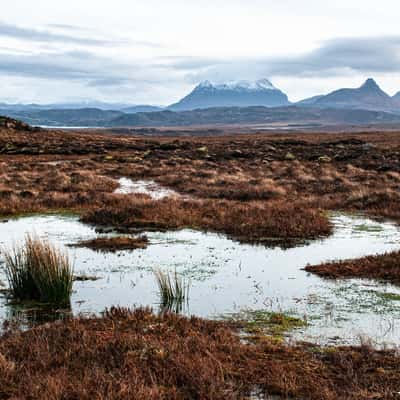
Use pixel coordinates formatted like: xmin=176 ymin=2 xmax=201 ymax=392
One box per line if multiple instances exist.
xmin=70 ymin=235 xmax=149 ymax=252
xmin=305 ymin=250 xmax=400 ymax=285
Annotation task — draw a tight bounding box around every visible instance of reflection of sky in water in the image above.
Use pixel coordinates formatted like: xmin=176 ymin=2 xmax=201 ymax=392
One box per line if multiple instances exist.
xmin=114 ymin=178 xmax=179 ymax=199
xmin=0 ymin=212 xmax=400 ymax=347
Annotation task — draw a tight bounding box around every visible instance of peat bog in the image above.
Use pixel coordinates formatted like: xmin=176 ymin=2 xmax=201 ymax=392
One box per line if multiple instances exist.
xmin=2 ymin=121 xmax=400 ymax=398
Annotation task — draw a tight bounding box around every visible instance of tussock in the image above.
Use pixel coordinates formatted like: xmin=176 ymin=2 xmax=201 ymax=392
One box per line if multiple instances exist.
xmin=3 ymin=235 xmax=73 ymax=305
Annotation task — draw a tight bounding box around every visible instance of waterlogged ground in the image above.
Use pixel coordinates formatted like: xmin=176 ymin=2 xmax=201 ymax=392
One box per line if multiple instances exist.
xmin=114 ymin=177 xmax=179 ymax=199
xmin=0 ymin=212 xmax=400 ymax=346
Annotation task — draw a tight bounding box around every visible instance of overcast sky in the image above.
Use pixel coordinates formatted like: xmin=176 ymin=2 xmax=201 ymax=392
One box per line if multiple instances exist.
xmin=1 ymin=0 xmax=400 ymax=104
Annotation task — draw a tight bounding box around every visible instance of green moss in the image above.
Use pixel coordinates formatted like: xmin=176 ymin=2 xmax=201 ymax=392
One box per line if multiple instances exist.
xmin=353 ymin=223 xmax=383 ymax=233
xmin=223 ymin=309 xmax=307 ymax=341
xmin=0 ymin=209 xmax=80 ymax=220
xmin=375 ymin=291 xmax=400 ymax=301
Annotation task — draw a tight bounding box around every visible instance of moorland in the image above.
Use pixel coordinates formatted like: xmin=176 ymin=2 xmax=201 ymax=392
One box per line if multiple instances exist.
xmin=1 ymin=116 xmax=400 ymax=399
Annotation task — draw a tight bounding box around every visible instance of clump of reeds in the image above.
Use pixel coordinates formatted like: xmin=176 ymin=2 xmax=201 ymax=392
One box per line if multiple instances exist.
xmin=154 ymin=269 xmax=190 ymax=312
xmin=3 ymin=235 xmax=73 ymax=305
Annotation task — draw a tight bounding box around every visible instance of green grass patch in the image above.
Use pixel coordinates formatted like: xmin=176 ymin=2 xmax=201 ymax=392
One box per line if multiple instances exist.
xmin=224 ymin=309 xmax=307 ymax=341
xmin=375 ymin=291 xmax=400 ymax=301
xmin=352 ymin=223 xmax=383 ymax=233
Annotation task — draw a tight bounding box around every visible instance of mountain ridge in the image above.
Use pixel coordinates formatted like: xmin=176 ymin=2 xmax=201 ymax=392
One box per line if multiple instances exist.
xmin=297 ymin=78 xmax=398 ymax=112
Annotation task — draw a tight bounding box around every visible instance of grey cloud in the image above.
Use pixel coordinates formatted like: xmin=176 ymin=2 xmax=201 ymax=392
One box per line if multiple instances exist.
xmin=168 ymin=36 xmax=400 ymax=80
xmin=0 ymin=50 xmax=128 ymax=83
xmin=86 ymin=77 xmax=131 ymax=87
xmin=3 ymin=35 xmax=399 ymax=94
xmin=267 ymin=36 xmax=400 ymax=76
xmin=0 ymin=21 xmax=165 ymax=49
xmin=0 ymin=49 xmax=174 ymax=90
xmin=45 ymin=23 xmax=86 ymax=31
xmin=0 ymin=21 xmax=112 ymax=46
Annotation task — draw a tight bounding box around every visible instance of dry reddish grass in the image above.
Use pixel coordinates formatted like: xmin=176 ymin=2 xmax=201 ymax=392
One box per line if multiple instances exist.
xmin=3 ymin=124 xmax=400 ymax=239
xmin=3 ymin=123 xmax=400 ymax=398
xmin=71 ymin=235 xmax=149 ymax=251
xmin=81 ymin=196 xmax=331 ymax=243
xmin=0 ymin=307 xmax=399 ymax=400
xmin=2 ymin=125 xmax=400 ymax=222
xmin=305 ymin=251 xmax=400 ymax=285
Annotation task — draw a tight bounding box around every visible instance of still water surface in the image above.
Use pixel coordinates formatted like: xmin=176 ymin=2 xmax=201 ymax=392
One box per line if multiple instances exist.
xmin=0 ymin=212 xmax=399 ymax=346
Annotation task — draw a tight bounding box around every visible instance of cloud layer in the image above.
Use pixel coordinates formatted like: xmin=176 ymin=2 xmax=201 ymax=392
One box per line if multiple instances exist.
xmin=0 ymin=21 xmax=112 ymax=46
xmin=1 ymin=18 xmax=400 ymax=103
xmin=170 ymin=36 xmax=400 ymax=83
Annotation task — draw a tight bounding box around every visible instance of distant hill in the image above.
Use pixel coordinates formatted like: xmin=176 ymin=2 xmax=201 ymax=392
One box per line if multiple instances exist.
xmin=2 ymin=78 xmax=400 ymax=128
xmin=0 ymin=101 xmax=159 ymax=112
xmin=109 ymin=106 xmax=400 ymax=127
xmin=2 ymin=108 xmax=124 ymax=127
xmin=2 ymin=105 xmax=400 ymax=128
xmin=299 ymin=79 xmax=398 ymax=113
xmin=296 ymin=95 xmax=325 ymax=106
xmin=121 ymin=105 xmax=164 ymax=113
xmin=168 ymin=79 xmax=290 ymax=111
xmin=392 ymin=92 xmax=400 ymax=106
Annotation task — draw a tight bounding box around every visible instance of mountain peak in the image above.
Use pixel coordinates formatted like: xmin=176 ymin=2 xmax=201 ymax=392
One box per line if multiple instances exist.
xmin=197 ymin=79 xmax=277 ymax=91
xmin=169 ymin=78 xmax=289 ymax=111
xmin=360 ymin=78 xmax=380 ymax=90
xmin=302 ymin=78 xmax=395 ymax=111
xmin=198 ymin=80 xmax=213 ymax=89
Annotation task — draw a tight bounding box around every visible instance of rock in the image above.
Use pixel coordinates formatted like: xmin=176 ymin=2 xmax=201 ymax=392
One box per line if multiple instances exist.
xmin=318 ymin=155 xmax=332 ymax=163
xmin=285 ymin=152 xmax=296 ymax=161
xmin=197 ymin=146 xmax=208 ymax=153
xmin=362 ymin=143 xmax=375 ymax=151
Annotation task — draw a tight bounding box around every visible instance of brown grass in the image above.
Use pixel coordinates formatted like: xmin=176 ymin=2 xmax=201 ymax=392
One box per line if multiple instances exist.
xmin=81 ymin=196 xmax=332 ymax=244
xmin=0 ymin=307 xmax=399 ymax=399
xmin=70 ymin=235 xmax=149 ymax=252
xmin=305 ymin=251 xmax=400 ymax=285
xmin=2 ymin=125 xmax=400 ymax=224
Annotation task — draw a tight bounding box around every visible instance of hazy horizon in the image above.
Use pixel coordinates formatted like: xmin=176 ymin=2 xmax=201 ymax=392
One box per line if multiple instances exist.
xmin=1 ymin=0 xmax=400 ymax=105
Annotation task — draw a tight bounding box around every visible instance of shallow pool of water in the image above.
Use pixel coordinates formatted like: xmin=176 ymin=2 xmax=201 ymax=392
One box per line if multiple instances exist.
xmin=0 ymin=213 xmax=400 ymax=346
xmin=114 ymin=178 xmax=179 ymax=199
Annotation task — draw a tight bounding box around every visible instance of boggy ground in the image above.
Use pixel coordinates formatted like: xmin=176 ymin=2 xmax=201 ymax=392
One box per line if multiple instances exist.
xmin=1 ymin=122 xmax=400 ymax=216
xmin=1 ymin=307 xmax=400 ymax=400
xmin=2 ymin=120 xmax=400 ymax=398
xmin=1 ymin=121 xmax=400 ymax=264
xmin=2 ymin=122 xmax=400 ymax=233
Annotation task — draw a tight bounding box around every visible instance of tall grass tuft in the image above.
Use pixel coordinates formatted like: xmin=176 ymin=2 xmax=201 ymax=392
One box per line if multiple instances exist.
xmin=154 ymin=269 xmax=190 ymax=312
xmin=3 ymin=235 xmax=73 ymax=305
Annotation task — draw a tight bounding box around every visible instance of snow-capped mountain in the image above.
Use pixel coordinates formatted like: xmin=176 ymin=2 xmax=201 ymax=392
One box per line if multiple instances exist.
xmin=168 ymin=79 xmax=290 ymax=111
xmin=197 ymin=79 xmax=277 ymax=91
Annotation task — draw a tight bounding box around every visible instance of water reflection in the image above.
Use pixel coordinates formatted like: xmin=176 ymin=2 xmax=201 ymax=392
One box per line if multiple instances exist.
xmin=2 ymin=299 xmax=72 ymax=331
xmin=0 ymin=212 xmax=400 ymax=346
